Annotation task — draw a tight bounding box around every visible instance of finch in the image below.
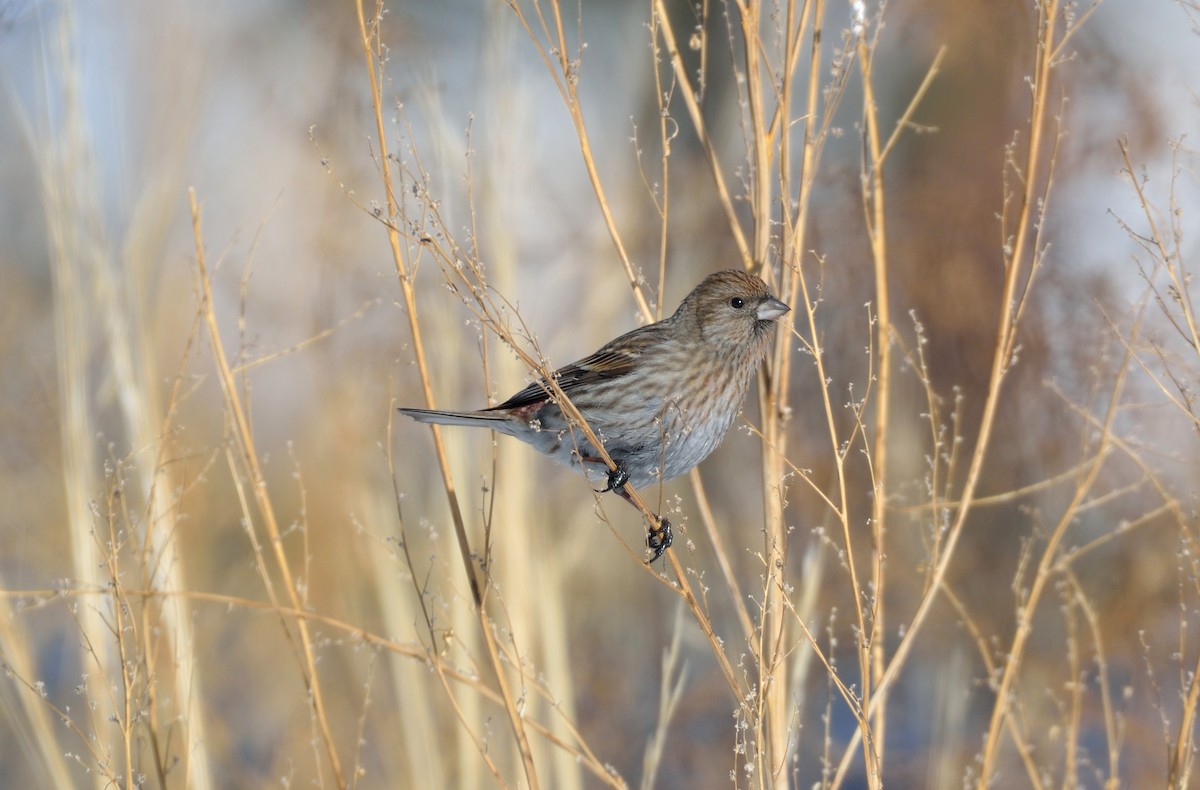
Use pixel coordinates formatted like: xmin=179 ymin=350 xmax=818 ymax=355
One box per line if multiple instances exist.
xmin=399 ymin=269 xmax=790 ymax=560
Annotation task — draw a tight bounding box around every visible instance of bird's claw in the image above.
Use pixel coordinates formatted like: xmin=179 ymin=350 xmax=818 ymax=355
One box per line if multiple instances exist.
xmin=646 ymin=518 xmax=673 ymax=564
xmin=598 ymin=464 xmax=630 ymax=494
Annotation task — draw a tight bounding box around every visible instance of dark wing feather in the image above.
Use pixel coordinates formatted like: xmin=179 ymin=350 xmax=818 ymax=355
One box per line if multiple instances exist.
xmin=487 ymin=329 xmax=652 ymax=412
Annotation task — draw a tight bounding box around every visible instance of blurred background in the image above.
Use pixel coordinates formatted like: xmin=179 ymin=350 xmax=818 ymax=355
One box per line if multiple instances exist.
xmin=1 ymin=0 xmax=1198 ymax=787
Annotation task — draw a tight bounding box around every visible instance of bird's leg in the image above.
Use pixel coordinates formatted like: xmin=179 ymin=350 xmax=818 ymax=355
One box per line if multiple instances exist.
xmin=608 ymin=478 xmax=672 ymax=564
xmin=597 ymin=462 xmax=630 ymax=494
xmin=645 ymin=517 xmax=672 ymax=564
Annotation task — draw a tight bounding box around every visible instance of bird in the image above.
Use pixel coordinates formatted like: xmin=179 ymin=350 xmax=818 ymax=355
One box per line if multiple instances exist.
xmin=399 ymin=269 xmax=790 ymax=561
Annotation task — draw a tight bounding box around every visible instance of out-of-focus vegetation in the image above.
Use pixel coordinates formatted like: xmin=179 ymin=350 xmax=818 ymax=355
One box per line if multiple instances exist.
xmin=1 ymin=0 xmax=1198 ymax=787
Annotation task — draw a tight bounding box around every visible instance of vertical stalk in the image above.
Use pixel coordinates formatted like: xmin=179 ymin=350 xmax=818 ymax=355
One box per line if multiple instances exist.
xmin=190 ymin=191 xmax=346 ymax=788
xmin=856 ymin=20 xmax=890 ymax=782
xmin=353 ymin=3 xmax=540 ymax=786
xmin=731 ymin=0 xmax=794 ymax=779
xmin=833 ymin=1 xmax=1066 ymax=784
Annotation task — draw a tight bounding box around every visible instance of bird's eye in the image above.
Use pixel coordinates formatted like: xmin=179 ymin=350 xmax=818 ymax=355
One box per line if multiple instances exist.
xmin=730 ymin=297 xmax=745 ymax=309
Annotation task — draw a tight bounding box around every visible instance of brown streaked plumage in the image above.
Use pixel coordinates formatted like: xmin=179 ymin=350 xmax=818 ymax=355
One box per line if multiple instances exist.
xmin=399 ymin=269 xmax=790 ymax=560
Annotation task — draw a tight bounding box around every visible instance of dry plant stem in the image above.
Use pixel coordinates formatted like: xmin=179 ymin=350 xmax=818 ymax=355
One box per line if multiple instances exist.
xmin=505 ymin=0 xmax=653 ymax=316
xmin=687 ymin=467 xmax=756 ymax=641
xmin=767 ymin=24 xmax=838 ymax=778
xmin=1163 ymin=423 xmax=1200 ymax=779
xmin=728 ymin=0 xmax=800 ymax=780
xmin=734 ymin=0 xmax=772 ymax=266
xmin=977 ymin=350 xmax=1129 ymax=783
xmin=124 ymin=236 xmax=214 ymax=790
xmin=31 ymin=580 xmax=627 ymax=788
xmin=188 ymin=190 xmax=346 ymax=788
xmin=232 ymin=300 xmax=378 ymax=374
xmin=833 ymin=0 xmax=1069 ymax=784
xmin=1047 ymin=352 xmax=1196 ymax=563
xmin=795 ymin=225 xmax=870 ymax=786
xmin=1118 ymin=141 xmax=1200 ymax=393
xmin=0 ymin=602 xmax=77 ymax=787
xmin=854 ymin=20 xmax=893 ymax=781
xmin=856 ymin=43 xmax=946 ymax=783
xmin=104 ymin=498 xmax=136 ymax=785
xmin=780 ymin=586 xmax=865 ymax=720
xmin=774 ymin=0 xmax=823 ymax=368
xmin=1104 ymin=307 xmax=1200 ymax=491
xmin=639 ymin=606 xmax=688 ymax=790
xmin=940 ymin=585 xmax=1045 ymax=789
xmin=897 ymin=456 xmax=1097 ymax=513
xmin=392 ymin=521 xmax=511 ymax=790
xmin=383 ymin=413 xmax=508 ymax=786
xmin=768 ymin=1 xmax=886 ymax=780
xmin=660 ymin=547 xmax=742 ymax=697
xmin=350 ymin=658 xmax=376 ymax=790
xmin=720 ymin=0 xmax=844 ymax=773
xmin=1170 ymin=617 xmax=1200 ymax=787
xmin=140 ymin=310 xmax=211 ymax=790
xmin=1114 ymin=142 xmax=1200 ymax=789
xmin=1062 ymin=568 xmax=1122 ymax=789
xmin=354 ymin=4 xmax=540 ymax=786
xmin=113 ymin=481 xmax=167 ymax=788
xmin=648 ymin=9 xmax=671 ymax=318
xmin=652 ymin=0 xmax=752 ymax=267
xmin=101 ymin=496 xmax=136 ymax=789
xmin=0 ymin=643 xmax=114 ymax=775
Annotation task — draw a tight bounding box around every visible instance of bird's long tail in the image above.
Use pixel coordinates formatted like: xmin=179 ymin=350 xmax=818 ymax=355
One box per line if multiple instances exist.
xmin=398 ymin=407 xmax=511 ymax=431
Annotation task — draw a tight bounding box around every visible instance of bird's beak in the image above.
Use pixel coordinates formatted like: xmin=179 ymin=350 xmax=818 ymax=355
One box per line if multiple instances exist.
xmin=758 ymin=295 xmax=790 ymax=321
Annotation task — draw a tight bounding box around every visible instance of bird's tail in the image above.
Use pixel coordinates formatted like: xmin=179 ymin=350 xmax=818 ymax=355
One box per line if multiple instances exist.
xmin=398 ymin=407 xmax=511 ymax=431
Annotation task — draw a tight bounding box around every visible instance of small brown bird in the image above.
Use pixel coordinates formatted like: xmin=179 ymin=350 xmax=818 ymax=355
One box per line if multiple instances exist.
xmin=399 ymin=269 xmax=790 ymax=561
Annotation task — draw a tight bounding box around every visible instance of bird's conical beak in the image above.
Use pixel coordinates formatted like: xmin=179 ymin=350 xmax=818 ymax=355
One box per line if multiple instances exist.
xmin=758 ymin=296 xmax=790 ymax=321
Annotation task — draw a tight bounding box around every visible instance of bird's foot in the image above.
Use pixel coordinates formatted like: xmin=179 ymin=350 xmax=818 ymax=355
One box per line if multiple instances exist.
xmin=597 ymin=464 xmax=630 ymax=495
xmin=646 ymin=517 xmax=673 ymax=564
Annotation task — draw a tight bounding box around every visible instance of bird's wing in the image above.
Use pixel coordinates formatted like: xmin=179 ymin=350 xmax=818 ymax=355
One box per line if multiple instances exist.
xmin=487 ymin=331 xmax=650 ymax=412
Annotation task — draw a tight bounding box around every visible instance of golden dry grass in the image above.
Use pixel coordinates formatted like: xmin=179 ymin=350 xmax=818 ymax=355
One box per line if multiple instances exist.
xmin=1 ymin=0 xmax=1199 ymax=787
